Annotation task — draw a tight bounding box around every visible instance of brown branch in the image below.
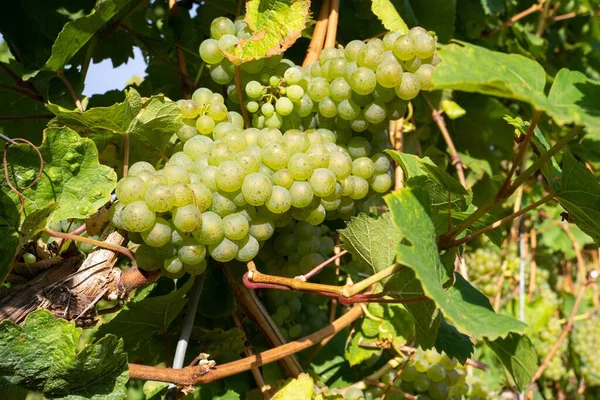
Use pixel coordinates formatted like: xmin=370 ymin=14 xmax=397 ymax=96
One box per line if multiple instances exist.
xmin=535 ymin=0 xmax=552 ymax=36
xmin=128 ymin=304 xmax=364 ymax=385
xmin=483 ymin=1 xmax=545 ymax=38
xmin=423 ymin=95 xmax=466 ymax=189
xmin=0 ymin=83 xmax=44 ymax=102
xmin=0 ymin=63 xmax=39 ymax=95
xmin=57 ymin=70 xmax=84 ymax=112
xmin=303 ymin=0 xmax=330 ymax=66
xmin=232 ymin=314 xmax=271 ymax=397
xmin=324 ymin=0 xmax=340 ymax=48
xmin=234 ymin=66 xmax=251 ymax=128
xmin=532 ymin=283 xmax=587 ymax=382
xmin=552 ymin=11 xmax=578 ymax=22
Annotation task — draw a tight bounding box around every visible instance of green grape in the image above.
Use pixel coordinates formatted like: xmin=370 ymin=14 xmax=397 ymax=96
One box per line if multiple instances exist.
xmin=218 ymin=34 xmax=238 ymax=54
xmin=283 ymin=130 xmax=310 ymax=153
xmin=211 ymin=16 xmax=235 ymax=39
xmin=350 ymin=67 xmax=377 ymax=95
xmin=245 ymin=80 xmax=263 ymax=99
xmin=135 ymin=244 xmax=169 ymax=271
xmin=209 ymin=237 xmax=239 ymax=262
xmin=273 ymin=169 xmax=295 ymax=188
xmin=307 ymin=144 xmax=330 ymax=168
xmin=258 ymin=128 xmax=283 ymax=147
xmin=426 ymin=364 xmax=446 ymax=382
xmin=305 ymin=204 xmax=326 ymax=225
xmin=109 ymin=202 xmax=126 ymax=229
xmin=347 ymin=136 xmax=371 ymax=159
xmin=383 ymin=31 xmax=402 ymax=50
xmin=289 ymin=181 xmax=314 ymax=208
xmin=401 ymin=56 xmax=422 ymax=73
xmin=350 ymin=176 xmax=369 ymax=200
xmin=235 ymin=153 xmax=259 ymax=175
xmin=188 ymin=182 xmax=213 ymax=212
xmin=275 ymin=97 xmax=294 ymax=116
xmin=161 ymin=164 xmax=190 ymax=185
xmin=23 ymin=252 xmax=36 ymax=264
xmin=307 ymin=77 xmax=330 ymax=101
xmin=242 ymin=173 xmax=273 ymax=206
xmin=370 ymin=173 xmax=392 ymax=193
xmin=412 ymin=32 xmax=436 ymax=59
xmin=215 ymin=161 xmax=245 ymax=193
xmin=266 ymin=186 xmax=292 ymax=213
xmin=236 ymin=235 xmax=260 ymax=261
xmin=122 ymin=201 xmax=156 ymax=232
xmin=328 ymin=58 xmax=347 ymax=79
xmin=393 ymin=35 xmax=416 ymax=61
xmin=413 ymin=374 xmax=431 ymax=392
xmin=262 ymin=142 xmax=291 ymax=170
xmin=284 ymin=66 xmax=303 ymax=84
xmin=209 ymin=60 xmax=235 ymax=84
xmin=228 ymin=111 xmax=244 ymax=128
xmin=327 ymin=151 xmax=352 ymax=180
xmin=427 ymin=381 xmax=448 ymax=400
xmin=211 ymin=192 xmax=237 ymax=217
xmin=184 ymin=135 xmax=213 ymax=160
xmin=400 ymin=365 xmax=418 ymax=382
xmin=357 ymin=43 xmax=383 ymax=70
xmin=199 ymin=39 xmax=224 ymax=64
xmin=371 ymin=153 xmax=391 ymax=173
xmin=395 ymin=72 xmax=421 ymax=100
xmin=193 ymin=211 xmax=224 ymax=245
xmin=363 ymin=101 xmax=387 ymax=124
xmin=208 ymin=102 xmax=228 ymax=121
xmin=168 ymin=152 xmax=194 ymax=170
xmin=246 ymin=101 xmax=259 ymax=113
xmin=329 ymin=77 xmax=351 ymax=102
xmin=177 ymin=124 xmax=197 ymax=142
xmin=208 ymin=142 xmax=232 ymax=166
xmin=337 ymin=99 xmax=360 ymax=120
xmin=309 ymin=168 xmax=336 ymax=197
xmin=141 ymin=217 xmax=172 ymax=247
xmin=288 ymin=323 xmax=303 ymax=338
xmin=178 ymin=239 xmax=207 ymax=265
xmin=376 ymin=60 xmax=403 ymax=88
xmin=352 ymin=157 xmax=375 ymax=179
xmin=171 ymin=183 xmax=194 ymax=207
xmin=164 ymin=256 xmax=184 ymax=275
xmin=200 ymin=166 xmax=218 ymax=192
xmin=288 ymin=153 xmax=314 ymax=181
xmin=222 ymin=213 xmax=249 ymax=240
xmin=249 ymin=218 xmax=275 ymax=241
xmin=344 ymin=40 xmax=365 ymax=61
xmin=286 ymin=85 xmax=305 ymax=102
xmin=116 ymin=177 xmax=146 ymax=204
xmin=318 ymin=97 xmax=338 ymax=118
xmin=129 ymin=161 xmax=155 ymax=177
xmin=184 ymin=259 xmax=207 ymax=275
xmin=295 ymin=94 xmax=314 ymax=117
xmin=415 ymin=64 xmax=434 ymax=91
xmin=172 ymin=204 xmax=202 ymax=233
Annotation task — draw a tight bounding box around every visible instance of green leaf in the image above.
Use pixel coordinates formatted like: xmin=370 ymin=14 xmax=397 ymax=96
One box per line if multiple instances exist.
xmin=338 ymin=212 xmax=440 ymax=348
xmin=0 ymin=309 xmax=128 ymax=399
xmin=44 ymin=0 xmax=135 ymax=71
xmin=480 ymin=0 xmax=504 ymax=14
xmin=385 ymin=151 xmax=472 ymax=211
xmin=271 ymin=373 xmax=314 ymax=400
xmin=197 ymin=263 xmax=236 ymax=318
xmin=46 ymin=88 xmax=181 ymax=167
xmin=345 ymin=331 xmax=381 ymax=367
xmin=371 ymin=0 xmax=408 ymax=34
xmin=546 ymin=69 xmax=600 ymax=133
xmin=408 ymin=0 xmax=456 ymax=42
xmin=433 ymin=42 xmax=548 ymax=108
xmin=224 ymin=0 xmax=310 ymax=62
xmin=434 ymin=316 xmax=474 ymax=364
xmin=441 ymin=99 xmax=466 ymax=120
xmin=1 ymin=126 xmax=117 ymax=226
xmin=486 ymin=333 xmax=538 ymax=391
xmin=556 ymin=153 xmax=600 ymax=244
xmin=385 ymin=188 xmax=528 ymax=340
xmin=213 ymin=390 xmax=241 ymax=400
xmin=0 ymin=190 xmax=19 ymax=284
xmin=95 ymin=279 xmax=192 ymax=362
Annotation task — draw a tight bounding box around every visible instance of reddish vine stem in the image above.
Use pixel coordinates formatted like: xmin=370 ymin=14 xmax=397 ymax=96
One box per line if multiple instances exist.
xmin=234 ymin=66 xmax=251 ymax=128
xmin=303 ymin=0 xmax=330 ymax=66
xmin=324 ymin=0 xmax=340 ymax=48
xmin=532 ymin=282 xmax=588 ymax=382
xmin=45 ymin=228 xmax=137 ymax=267
xmin=3 ymin=138 xmax=45 ymax=213
xmin=482 ymin=1 xmax=545 ymax=38
xmin=300 ymin=249 xmax=347 ymax=281
xmin=0 ymin=83 xmax=44 ymax=102
xmin=57 ymin=70 xmax=84 ymax=112
xmin=423 ymin=95 xmax=466 ymax=189
xmin=128 ymin=304 xmax=364 ymax=385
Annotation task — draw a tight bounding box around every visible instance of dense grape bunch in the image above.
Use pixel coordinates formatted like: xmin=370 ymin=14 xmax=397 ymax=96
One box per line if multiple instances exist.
xmin=533 ymin=317 xmax=568 ymax=381
xmin=465 ymin=247 xmax=518 ymax=297
xmin=572 ymin=315 xmax=600 ymax=387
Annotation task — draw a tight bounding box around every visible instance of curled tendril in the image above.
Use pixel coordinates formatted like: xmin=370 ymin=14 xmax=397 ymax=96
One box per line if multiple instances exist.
xmin=3 ymin=138 xmax=45 ymax=214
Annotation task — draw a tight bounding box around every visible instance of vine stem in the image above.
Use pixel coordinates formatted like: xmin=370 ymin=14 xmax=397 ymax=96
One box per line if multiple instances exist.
xmin=298 ymin=249 xmax=347 ymax=281
xmin=535 ymin=0 xmax=552 ymax=36
xmin=532 ymin=282 xmax=588 ymax=382
xmin=422 ymin=95 xmax=466 ymax=189
xmin=303 ymin=0 xmax=330 ymax=66
xmin=324 ymin=0 xmax=340 ymax=48
xmin=123 ymin=133 xmax=130 ymax=177
xmin=483 ymin=1 xmax=545 ymax=38
xmin=0 ymin=83 xmax=44 ymax=102
xmin=232 ymin=314 xmax=271 ymax=397
xmin=450 ymin=192 xmax=556 ymax=247
xmin=234 ymin=66 xmax=251 ymax=128
xmin=45 ymin=228 xmax=137 ymax=267
xmin=166 ymin=274 xmax=205 ymax=399
xmin=57 ymin=70 xmax=84 ymax=112
xmin=128 ymin=304 xmax=363 ymax=385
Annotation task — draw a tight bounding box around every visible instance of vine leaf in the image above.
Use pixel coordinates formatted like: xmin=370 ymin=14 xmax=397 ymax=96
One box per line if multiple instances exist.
xmin=385 ymin=150 xmax=471 ymax=212
xmin=0 ymin=190 xmax=19 ymax=284
xmin=338 ymin=212 xmax=440 ymax=349
xmin=556 ymin=153 xmax=600 ymax=244
xmin=271 ymin=373 xmax=314 ymax=400
xmin=486 ymin=333 xmax=538 ymax=392
xmin=223 ymin=0 xmax=310 ymax=63
xmin=94 ymin=279 xmax=192 ymax=365
xmin=0 ymin=309 xmax=128 ymax=399
xmin=406 ymin=0 xmax=456 ymax=42
xmin=345 ymin=331 xmax=381 ymax=366
xmin=46 ymin=88 xmax=181 ymax=168
xmin=385 ymin=187 xmax=528 ymax=340
xmin=371 ymin=0 xmax=409 ymax=34
xmin=44 ymin=0 xmax=136 ymax=71
xmin=434 ymin=316 xmax=474 ymax=364
xmin=1 ymin=126 xmax=117 ymax=227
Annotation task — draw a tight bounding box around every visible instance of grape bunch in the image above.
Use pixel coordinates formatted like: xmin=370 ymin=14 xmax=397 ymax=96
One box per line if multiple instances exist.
xmin=533 ymin=316 xmax=568 ymax=381
xmin=571 ymin=315 xmax=600 ymax=387
xmin=465 ymin=247 xmax=518 ymax=297
xmin=258 ymin=224 xmax=335 ymax=339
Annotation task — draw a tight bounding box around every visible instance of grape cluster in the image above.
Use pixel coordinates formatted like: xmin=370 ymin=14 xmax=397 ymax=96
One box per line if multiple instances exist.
xmin=111 ymin=120 xmax=392 ymax=277
xmin=258 ymin=225 xmax=335 ymax=339
xmin=199 ymin=17 xmax=439 ymax=133
xmin=465 ymin=247 xmax=518 ymax=297
xmin=571 ymin=315 xmax=600 ymax=387
xmin=533 ymin=316 xmax=568 ymax=381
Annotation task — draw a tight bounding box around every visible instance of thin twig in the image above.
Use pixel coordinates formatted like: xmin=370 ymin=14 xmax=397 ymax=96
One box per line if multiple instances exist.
xmin=128 ymin=304 xmax=364 ymax=385
xmin=166 ymin=274 xmax=205 ymax=399
xmin=536 ymin=0 xmax=552 ymax=36
xmin=552 ymin=11 xmax=578 ymax=21
xmin=234 ymin=66 xmax=251 ymax=128
xmin=0 ymin=83 xmax=44 ymax=102
xmin=324 ymin=0 xmax=340 ymax=48
xmin=232 ymin=314 xmax=271 ymax=397
xmin=483 ymin=1 xmax=545 ymax=38
xmin=298 ymin=249 xmax=347 ymax=281
xmin=123 ymin=134 xmax=130 ymax=177
xmin=57 ymin=70 xmax=84 ymax=112
xmin=303 ymin=0 xmax=330 ymax=66
xmin=423 ymin=94 xmax=466 ymax=188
